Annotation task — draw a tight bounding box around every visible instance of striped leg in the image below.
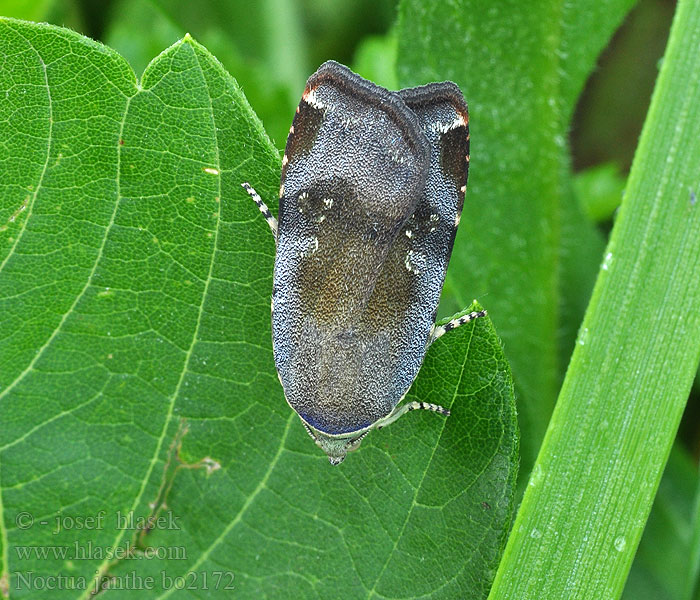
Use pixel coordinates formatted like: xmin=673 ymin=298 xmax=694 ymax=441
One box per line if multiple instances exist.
xmin=429 ymin=309 xmax=487 ymax=345
xmin=376 ymin=400 xmax=450 ymax=430
xmin=241 ymin=182 xmax=278 ymax=241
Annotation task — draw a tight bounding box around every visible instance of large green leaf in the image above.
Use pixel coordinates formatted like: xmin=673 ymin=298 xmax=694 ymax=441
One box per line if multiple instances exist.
xmin=0 ymin=18 xmax=517 ymax=598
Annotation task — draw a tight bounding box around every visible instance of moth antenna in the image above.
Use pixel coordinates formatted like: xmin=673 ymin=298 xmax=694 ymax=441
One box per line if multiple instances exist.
xmin=429 ymin=309 xmax=487 ymax=345
xmin=241 ymin=182 xmax=278 ymax=241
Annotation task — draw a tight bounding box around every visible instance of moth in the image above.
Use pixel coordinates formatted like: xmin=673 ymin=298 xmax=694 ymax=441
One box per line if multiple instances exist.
xmin=243 ymin=61 xmax=485 ymax=465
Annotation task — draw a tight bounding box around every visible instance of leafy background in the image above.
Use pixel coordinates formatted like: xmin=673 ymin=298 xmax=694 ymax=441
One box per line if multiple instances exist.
xmin=0 ymin=0 xmax=699 ymax=599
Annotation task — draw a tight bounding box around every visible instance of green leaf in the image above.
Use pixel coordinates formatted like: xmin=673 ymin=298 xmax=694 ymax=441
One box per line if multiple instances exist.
xmin=0 ymin=18 xmax=517 ymax=598
xmin=488 ymin=0 xmax=700 ymax=597
xmin=395 ymin=0 xmax=637 ymax=474
xmin=557 ymin=179 xmax=606 ymax=383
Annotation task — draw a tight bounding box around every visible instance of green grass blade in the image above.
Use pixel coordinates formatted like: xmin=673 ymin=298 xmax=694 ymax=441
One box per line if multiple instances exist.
xmin=488 ymin=0 xmax=700 ymax=597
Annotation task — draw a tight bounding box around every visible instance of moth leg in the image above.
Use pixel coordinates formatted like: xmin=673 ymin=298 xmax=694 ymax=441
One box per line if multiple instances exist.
xmin=346 ymin=430 xmax=370 ymax=452
xmin=429 ymin=309 xmax=487 ymax=345
xmin=376 ymin=401 xmax=450 ymax=430
xmin=241 ymin=182 xmax=278 ymax=241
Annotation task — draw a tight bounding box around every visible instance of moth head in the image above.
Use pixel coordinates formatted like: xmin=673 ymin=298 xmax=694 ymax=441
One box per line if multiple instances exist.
xmin=302 ymin=422 xmax=368 ymax=465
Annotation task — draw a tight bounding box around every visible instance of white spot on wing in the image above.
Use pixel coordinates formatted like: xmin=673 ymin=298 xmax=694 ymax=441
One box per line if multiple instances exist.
xmin=388 ymin=145 xmax=407 ymax=165
xmin=303 ymin=88 xmax=326 ymax=109
xmin=405 ymin=250 xmax=426 ymax=274
xmin=430 ymin=114 xmax=467 ymax=134
xmin=429 ymin=213 xmax=439 ymax=232
xmin=297 ymin=191 xmax=308 ymax=213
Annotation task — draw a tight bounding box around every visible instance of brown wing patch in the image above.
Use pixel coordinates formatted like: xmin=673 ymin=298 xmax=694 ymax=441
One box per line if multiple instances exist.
xmin=283 ymin=97 xmax=324 ymax=178
xmin=440 ymin=122 xmax=469 ymax=187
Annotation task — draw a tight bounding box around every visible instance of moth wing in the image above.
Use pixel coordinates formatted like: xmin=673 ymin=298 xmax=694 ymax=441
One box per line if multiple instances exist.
xmin=359 ymin=82 xmax=470 ymax=411
xmin=272 ymin=61 xmax=431 ymax=435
